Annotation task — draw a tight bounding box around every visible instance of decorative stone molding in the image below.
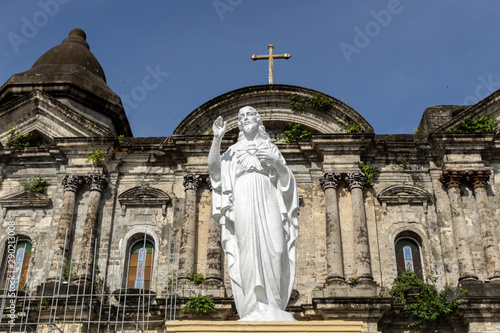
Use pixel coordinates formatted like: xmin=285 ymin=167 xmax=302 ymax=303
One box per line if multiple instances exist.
xmin=466 ymin=170 xmax=491 ymax=189
xmin=86 ymin=174 xmax=108 ymax=192
xmin=118 ymin=185 xmax=171 ymax=217
xmin=346 ymin=172 xmax=366 ymax=191
xmin=183 ymin=174 xmax=202 ymax=191
xmin=319 ymin=172 xmax=340 ymax=191
xmin=377 ymin=184 xmax=432 ymax=215
xmin=0 ymin=191 xmax=52 ymax=218
xmin=62 ymin=175 xmax=84 ymax=193
xmin=439 ymin=170 xmax=465 ymax=189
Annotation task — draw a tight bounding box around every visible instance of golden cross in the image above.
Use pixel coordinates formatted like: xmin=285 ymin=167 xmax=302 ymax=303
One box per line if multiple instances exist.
xmin=251 ymin=44 xmax=291 ymax=84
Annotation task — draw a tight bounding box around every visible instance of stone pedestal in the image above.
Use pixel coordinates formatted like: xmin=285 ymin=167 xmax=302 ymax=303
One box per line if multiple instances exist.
xmin=165 ymin=320 xmax=363 ymax=332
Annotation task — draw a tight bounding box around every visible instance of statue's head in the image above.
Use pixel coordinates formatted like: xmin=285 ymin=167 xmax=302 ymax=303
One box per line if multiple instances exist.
xmin=237 ymin=106 xmax=270 ymax=142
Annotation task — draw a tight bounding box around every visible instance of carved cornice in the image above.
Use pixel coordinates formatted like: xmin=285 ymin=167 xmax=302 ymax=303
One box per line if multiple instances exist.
xmin=62 ymin=175 xmax=83 ymax=193
xmin=319 ymin=172 xmax=340 ymax=191
xmin=183 ymin=174 xmax=202 ymax=191
xmin=466 ymin=170 xmax=491 ymax=189
xmin=86 ymin=174 xmax=108 ymax=192
xmin=439 ymin=170 xmax=465 ymax=189
xmin=346 ymin=172 xmax=366 ymax=190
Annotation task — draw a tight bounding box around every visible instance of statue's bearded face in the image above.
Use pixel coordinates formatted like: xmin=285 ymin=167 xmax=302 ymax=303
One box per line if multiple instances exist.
xmin=238 ymin=108 xmax=259 ymax=134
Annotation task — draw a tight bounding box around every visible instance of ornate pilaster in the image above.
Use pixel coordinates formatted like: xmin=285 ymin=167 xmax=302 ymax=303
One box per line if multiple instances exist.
xmin=439 ymin=170 xmax=478 ymax=282
xmin=205 ymin=177 xmax=224 ymax=287
xmin=466 ymin=170 xmax=500 ymax=282
xmin=48 ymin=175 xmax=83 ymax=281
xmin=78 ymin=174 xmax=108 ymax=282
xmin=346 ymin=172 xmax=373 ymax=282
xmin=179 ymin=174 xmax=202 ymax=281
xmin=320 ymin=172 xmax=344 ymax=285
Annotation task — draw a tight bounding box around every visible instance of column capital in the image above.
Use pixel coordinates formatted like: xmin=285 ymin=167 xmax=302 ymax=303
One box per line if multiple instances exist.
xmin=86 ymin=174 xmax=108 ymax=192
xmin=346 ymin=172 xmax=366 ymax=191
xmin=466 ymin=170 xmax=491 ymax=189
xmin=62 ymin=175 xmax=83 ymax=193
xmin=183 ymin=174 xmax=202 ymax=191
xmin=439 ymin=170 xmax=465 ymax=189
xmin=319 ymin=172 xmax=341 ymax=191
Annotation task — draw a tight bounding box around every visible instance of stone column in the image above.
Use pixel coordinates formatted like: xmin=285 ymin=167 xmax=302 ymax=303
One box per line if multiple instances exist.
xmin=346 ymin=172 xmax=373 ymax=282
xmin=48 ymin=175 xmax=83 ymax=281
xmin=467 ymin=170 xmax=500 ymax=282
xmin=319 ymin=172 xmax=344 ymax=284
xmin=178 ymin=174 xmax=202 ymax=282
xmin=78 ymin=174 xmax=108 ymax=282
xmin=439 ymin=170 xmax=478 ymax=282
xmin=205 ymin=178 xmax=224 ymax=287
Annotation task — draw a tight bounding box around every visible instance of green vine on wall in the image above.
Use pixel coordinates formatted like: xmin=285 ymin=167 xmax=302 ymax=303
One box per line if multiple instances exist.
xmin=346 ymin=120 xmax=363 ymax=133
xmin=24 ymin=175 xmax=50 ymax=195
xmin=7 ymin=126 xmax=33 ymax=148
xmin=280 ymin=122 xmax=311 ymax=144
xmin=449 ymin=114 xmax=498 ymax=133
xmin=309 ymin=93 xmax=335 ymax=112
xmin=357 ymin=161 xmax=379 ymax=186
xmin=391 ymin=271 xmax=458 ymax=329
xmin=180 ymin=294 xmax=216 ymax=314
xmin=187 ymin=269 xmax=205 ymax=284
xmin=86 ymin=149 xmax=106 ymax=166
xmin=287 ymin=93 xmax=335 ymax=113
xmin=287 ymin=94 xmax=308 ymax=113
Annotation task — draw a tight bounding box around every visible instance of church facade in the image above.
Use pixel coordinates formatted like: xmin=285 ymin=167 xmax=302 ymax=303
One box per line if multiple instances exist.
xmin=0 ymin=29 xmax=499 ymax=332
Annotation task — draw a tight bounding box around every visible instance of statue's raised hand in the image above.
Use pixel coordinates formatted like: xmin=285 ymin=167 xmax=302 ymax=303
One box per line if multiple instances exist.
xmin=213 ymin=116 xmax=227 ymax=140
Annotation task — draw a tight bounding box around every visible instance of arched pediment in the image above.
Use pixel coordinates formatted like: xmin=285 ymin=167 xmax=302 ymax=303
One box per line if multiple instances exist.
xmin=173 ymin=84 xmax=373 ymax=136
xmin=118 ymin=185 xmax=171 ymax=217
xmin=0 ymin=190 xmax=52 ymax=218
xmin=377 ymin=184 xmax=432 ymax=205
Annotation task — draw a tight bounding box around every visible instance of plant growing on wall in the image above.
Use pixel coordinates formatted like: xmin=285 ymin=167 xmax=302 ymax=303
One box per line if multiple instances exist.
xmin=449 ymin=114 xmax=498 ymax=133
xmin=86 ymin=149 xmax=106 ymax=166
xmin=63 ymin=260 xmax=79 ymax=283
xmin=346 ymin=120 xmax=363 ymax=133
xmin=180 ymin=294 xmax=216 ymax=314
xmin=280 ymin=122 xmax=311 ymax=144
xmin=24 ymin=175 xmax=51 ymax=195
xmin=187 ymin=270 xmax=205 ymax=285
xmin=93 ymin=265 xmax=104 ymax=292
xmin=7 ymin=126 xmax=32 ymax=148
xmin=287 ymin=94 xmax=308 ymax=113
xmin=391 ymin=271 xmax=458 ymax=329
xmin=287 ymin=93 xmax=335 ymax=113
xmin=309 ymin=93 xmax=334 ymax=112
xmin=358 ymin=161 xmax=379 ymax=186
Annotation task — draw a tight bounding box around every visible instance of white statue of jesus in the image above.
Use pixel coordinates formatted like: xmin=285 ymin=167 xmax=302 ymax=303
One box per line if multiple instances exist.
xmin=208 ymin=106 xmax=299 ymax=321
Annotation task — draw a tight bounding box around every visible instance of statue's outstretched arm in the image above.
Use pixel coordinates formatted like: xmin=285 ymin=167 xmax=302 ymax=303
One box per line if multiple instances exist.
xmin=208 ymin=116 xmax=227 ymax=182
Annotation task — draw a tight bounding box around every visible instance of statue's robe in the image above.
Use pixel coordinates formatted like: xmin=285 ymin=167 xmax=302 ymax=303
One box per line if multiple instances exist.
xmin=211 ymin=139 xmax=299 ymax=320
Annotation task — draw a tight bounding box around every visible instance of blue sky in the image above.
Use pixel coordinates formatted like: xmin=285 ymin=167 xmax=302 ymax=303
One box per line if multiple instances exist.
xmin=2 ymin=1 xmax=500 ymax=137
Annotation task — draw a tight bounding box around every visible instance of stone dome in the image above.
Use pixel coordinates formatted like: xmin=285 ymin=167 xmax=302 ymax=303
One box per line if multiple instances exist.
xmin=32 ymin=28 xmax=106 ymax=81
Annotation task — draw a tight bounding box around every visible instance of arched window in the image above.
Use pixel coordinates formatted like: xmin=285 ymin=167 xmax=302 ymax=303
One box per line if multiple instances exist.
xmin=127 ymin=240 xmax=155 ymax=290
xmin=395 ymin=238 xmax=422 ymax=276
xmin=1 ymin=239 xmax=32 ymax=291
